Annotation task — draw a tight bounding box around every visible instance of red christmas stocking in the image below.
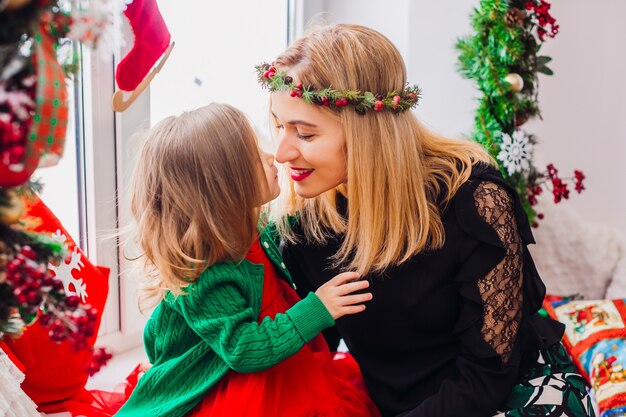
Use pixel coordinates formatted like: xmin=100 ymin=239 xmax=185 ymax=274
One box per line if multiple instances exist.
xmin=115 ymin=0 xmax=171 ymax=91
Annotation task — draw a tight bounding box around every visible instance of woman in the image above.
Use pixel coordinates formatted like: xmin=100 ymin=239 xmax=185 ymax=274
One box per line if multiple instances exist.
xmin=262 ymin=24 xmax=594 ymax=417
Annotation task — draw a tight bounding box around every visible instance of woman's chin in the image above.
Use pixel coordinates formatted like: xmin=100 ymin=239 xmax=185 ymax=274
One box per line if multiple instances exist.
xmin=294 ymin=183 xmax=330 ymax=199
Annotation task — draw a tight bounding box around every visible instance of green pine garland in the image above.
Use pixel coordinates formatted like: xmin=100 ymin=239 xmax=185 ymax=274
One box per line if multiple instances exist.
xmin=255 ymin=63 xmax=422 ymax=114
xmin=456 ymin=0 xmax=557 ymax=222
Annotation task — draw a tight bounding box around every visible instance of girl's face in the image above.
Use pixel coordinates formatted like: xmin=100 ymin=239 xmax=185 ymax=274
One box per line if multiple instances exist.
xmin=272 ymin=91 xmax=347 ymax=198
xmin=259 ymin=147 xmax=280 ymax=204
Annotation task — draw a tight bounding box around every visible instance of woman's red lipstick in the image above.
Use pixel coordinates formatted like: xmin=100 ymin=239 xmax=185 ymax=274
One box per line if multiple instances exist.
xmin=290 ymin=167 xmax=314 ymax=181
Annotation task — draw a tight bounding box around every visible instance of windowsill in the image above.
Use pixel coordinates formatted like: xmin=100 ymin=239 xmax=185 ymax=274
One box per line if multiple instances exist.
xmin=85 ymin=345 xmax=147 ymax=391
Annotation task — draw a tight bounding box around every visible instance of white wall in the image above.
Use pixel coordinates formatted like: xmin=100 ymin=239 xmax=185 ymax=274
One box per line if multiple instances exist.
xmin=302 ymin=0 xmax=626 ymax=235
xmin=526 ymin=0 xmax=626 ymax=235
xmin=302 ymin=0 xmax=476 ymax=137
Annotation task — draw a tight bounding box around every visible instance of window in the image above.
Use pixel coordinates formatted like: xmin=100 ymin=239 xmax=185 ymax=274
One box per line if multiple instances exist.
xmin=150 ymin=1 xmax=292 ymax=146
xmin=94 ymin=0 xmax=298 ymax=350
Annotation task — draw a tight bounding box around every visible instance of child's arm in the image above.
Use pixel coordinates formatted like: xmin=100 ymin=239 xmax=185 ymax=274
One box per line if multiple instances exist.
xmin=175 ymin=265 xmax=369 ymax=373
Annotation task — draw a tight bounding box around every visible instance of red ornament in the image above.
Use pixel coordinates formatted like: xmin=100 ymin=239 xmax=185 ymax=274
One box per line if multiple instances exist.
xmin=525 ymin=0 xmax=559 ymax=41
xmin=374 ymin=100 xmax=384 ymax=112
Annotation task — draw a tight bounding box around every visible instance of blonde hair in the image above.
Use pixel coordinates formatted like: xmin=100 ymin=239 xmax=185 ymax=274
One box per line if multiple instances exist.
xmin=131 ymin=103 xmax=266 ymax=304
xmin=274 ymin=24 xmax=493 ymax=275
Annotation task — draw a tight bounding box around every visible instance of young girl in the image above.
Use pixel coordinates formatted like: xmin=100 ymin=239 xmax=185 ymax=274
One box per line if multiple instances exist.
xmin=115 ymin=103 xmax=380 ymax=417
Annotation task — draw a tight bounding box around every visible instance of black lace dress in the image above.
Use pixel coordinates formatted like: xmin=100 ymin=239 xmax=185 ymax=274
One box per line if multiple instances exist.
xmin=282 ymin=163 xmax=593 ymax=417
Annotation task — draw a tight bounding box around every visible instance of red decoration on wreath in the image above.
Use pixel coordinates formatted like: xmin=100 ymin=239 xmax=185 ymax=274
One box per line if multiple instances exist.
xmin=525 ymin=0 xmax=559 ymax=41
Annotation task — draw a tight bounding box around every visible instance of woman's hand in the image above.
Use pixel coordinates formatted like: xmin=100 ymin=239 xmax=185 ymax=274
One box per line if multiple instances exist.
xmin=315 ymin=272 xmax=372 ymax=319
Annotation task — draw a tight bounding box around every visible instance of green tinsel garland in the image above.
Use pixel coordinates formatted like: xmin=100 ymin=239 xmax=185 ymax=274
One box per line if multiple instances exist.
xmin=456 ymin=0 xmax=556 ymax=222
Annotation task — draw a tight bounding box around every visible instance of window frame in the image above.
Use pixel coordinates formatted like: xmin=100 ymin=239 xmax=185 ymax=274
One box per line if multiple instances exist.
xmin=91 ymin=0 xmax=305 ymax=351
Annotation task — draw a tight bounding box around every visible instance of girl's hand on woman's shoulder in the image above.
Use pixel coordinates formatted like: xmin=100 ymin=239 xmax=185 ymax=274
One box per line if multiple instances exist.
xmin=315 ymin=272 xmax=372 ymax=320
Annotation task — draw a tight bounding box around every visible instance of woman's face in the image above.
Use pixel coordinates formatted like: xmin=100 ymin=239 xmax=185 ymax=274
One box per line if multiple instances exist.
xmin=272 ymin=91 xmax=347 ymax=198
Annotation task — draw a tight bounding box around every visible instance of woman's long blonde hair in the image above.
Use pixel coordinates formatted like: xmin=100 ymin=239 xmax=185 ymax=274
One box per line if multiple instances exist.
xmin=274 ymin=24 xmax=493 ymax=275
xmin=131 ymin=103 xmax=265 ymax=303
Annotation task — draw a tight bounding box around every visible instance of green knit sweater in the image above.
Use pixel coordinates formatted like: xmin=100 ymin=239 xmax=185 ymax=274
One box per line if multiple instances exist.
xmin=115 ymin=228 xmax=335 ymax=417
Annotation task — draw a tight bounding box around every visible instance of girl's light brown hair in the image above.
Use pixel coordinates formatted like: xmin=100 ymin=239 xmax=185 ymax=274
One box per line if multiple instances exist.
xmin=274 ymin=24 xmax=494 ymax=275
xmin=131 ymin=103 xmax=266 ymax=304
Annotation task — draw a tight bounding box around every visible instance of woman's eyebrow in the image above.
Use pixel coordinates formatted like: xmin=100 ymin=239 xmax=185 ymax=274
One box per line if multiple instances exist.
xmin=271 ymin=112 xmax=318 ymax=128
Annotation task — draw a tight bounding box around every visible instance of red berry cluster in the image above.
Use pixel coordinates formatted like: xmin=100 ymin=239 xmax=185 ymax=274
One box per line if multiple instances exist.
xmin=525 ymin=0 xmax=559 ymax=41
xmin=262 ymin=66 xmax=276 ymax=80
xmin=40 ymin=302 xmax=99 ymax=349
xmin=289 ymin=81 xmax=303 ymax=98
xmin=526 ymin=182 xmax=543 ymax=206
xmin=547 ymin=167 xmax=570 ymax=203
xmin=335 ymin=98 xmax=349 ymax=108
xmin=4 ymin=244 xmax=98 ymax=350
xmin=87 ymin=347 xmax=113 ymax=376
xmin=0 ymin=71 xmax=36 ymax=172
xmin=574 ymin=170 xmax=585 ymax=193
xmin=526 ymin=163 xmax=586 ymax=225
xmin=5 ymin=246 xmax=58 ymax=313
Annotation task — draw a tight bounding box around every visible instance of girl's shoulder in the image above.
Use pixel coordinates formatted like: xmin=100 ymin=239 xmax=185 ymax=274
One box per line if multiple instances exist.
xmin=164 ymin=259 xmax=262 ymax=307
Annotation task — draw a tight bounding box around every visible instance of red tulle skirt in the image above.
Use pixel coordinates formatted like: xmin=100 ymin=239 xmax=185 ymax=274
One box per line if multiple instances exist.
xmin=187 ymin=277 xmax=379 ymax=417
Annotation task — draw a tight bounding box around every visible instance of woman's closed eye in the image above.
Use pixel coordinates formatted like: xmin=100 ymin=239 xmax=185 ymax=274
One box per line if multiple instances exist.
xmin=296 ymin=132 xmax=315 ymax=140
xmin=274 ymin=121 xmax=315 ymax=140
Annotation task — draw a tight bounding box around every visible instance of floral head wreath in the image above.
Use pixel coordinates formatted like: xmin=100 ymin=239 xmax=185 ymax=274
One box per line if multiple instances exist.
xmin=255 ymin=63 xmax=421 ymax=114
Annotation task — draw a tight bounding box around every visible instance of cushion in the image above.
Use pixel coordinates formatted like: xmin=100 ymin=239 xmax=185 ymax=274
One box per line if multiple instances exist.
xmin=530 ymin=201 xmax=626 ymax=300
xmin=544 ymin=298 xmax=626 ymax=416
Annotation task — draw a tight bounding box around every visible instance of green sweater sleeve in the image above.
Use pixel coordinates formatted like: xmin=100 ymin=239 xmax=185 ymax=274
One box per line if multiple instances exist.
xmin=143 ymin=313 xmax=157 ymax=364
xmin=174 ymin=264 xmax=334 ymax=373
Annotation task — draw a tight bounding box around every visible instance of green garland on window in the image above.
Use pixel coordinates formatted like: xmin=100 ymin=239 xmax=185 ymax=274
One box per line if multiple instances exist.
xmin=456 ymin=0 xmax=584 ymax=225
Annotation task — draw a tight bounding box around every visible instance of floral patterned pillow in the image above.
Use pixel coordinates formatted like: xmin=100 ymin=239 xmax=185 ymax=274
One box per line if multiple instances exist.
xmin=544 ymin=298 xmax=626 ymax=417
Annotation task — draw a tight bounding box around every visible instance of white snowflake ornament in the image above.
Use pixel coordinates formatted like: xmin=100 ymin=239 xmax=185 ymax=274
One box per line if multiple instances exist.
xmin=50 ymin=229 xmax=70 ymax=254
xmin=497 ymin=129 xmax=533 ymax=175
xmin=49 ymin=246 xmax=88 ymax=303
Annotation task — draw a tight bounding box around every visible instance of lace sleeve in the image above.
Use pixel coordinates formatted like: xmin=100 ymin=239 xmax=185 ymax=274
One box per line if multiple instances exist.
xmin=473 ymin=181 xmax=524 ymax=364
